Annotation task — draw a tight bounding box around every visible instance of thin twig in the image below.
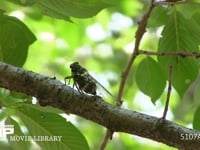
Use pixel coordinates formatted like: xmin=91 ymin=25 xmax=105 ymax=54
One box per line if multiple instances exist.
xmin=99 ymin=1 xmax=156 ymax=150
xmin=162 ymin=65 xmax=174 ymax=120
xmin=117 ymin=0 xmax=155 ymax=106
xmin=155 ymin=1 xmax=200 ymax=6
xmin=100 ymin=130 xmax=112 ymax=150
xmin=138 ymin=50 xmax=200 ymax=58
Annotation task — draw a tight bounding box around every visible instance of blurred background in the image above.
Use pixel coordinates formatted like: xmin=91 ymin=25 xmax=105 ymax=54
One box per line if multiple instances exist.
xmin=1 ymin=0 xmax=198 ymax=149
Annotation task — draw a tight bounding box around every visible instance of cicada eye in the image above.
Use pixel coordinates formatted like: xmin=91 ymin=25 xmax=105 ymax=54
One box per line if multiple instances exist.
xmin=70 ymin=62 xmax=79 ymax=68
xmin=74 ymin=62 xmax=79 ymax=65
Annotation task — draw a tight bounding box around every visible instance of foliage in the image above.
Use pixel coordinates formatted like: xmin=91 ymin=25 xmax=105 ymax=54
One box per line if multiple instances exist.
xmin=1 ymin=0 xmax=200 ymax=149
xmin=136 ymin=57 xmax=166 ymax=104
xmin=0 ymin=11 xmax=36 ymax=67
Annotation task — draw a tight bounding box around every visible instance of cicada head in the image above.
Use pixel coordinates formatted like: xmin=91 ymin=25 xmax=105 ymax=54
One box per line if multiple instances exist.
xmin=70 ymin=62 xmax=80 ymax=72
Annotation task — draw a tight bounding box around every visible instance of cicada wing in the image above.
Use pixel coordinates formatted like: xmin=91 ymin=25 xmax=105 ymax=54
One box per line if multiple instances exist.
xmin=88 ymin=74 xmax=116 ymax=99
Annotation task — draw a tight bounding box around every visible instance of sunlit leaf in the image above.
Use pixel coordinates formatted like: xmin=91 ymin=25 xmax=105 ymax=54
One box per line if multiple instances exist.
xmin=0 ymin=12 xmax=36 ymax=67
xmin=7 ymin=0 xmax=37 ymax=6
xmin=35 ymin=0 xmax=112 ymax=21
xmin=25 ymin=104 xmax=64 ymax=114
xmin=16 ymin=104 xmax=89 ymax=150
xmin=10 ymin=91 xmax=32 ymax=101
xmin=0 ymin=109 xmax=8 ymax=121
xmin=0 ymin=90 xmax=30 ymax=106
xmin=135 ymin=57 xmax=166 ymax=104
xmin=193 ymin=84 xmax=200 ymax=104
xmin=148 ymin=5 xmax=168 ymax=27
xmin=6 ymin=117 xmax=31 ymax=150
xmin=191 ymin=12 xmax=200 ymax=44
xmin=157 ymin=9 xmax=199 ymax=97
xmin=193 ymin=106 xmax=200 ymax=131
xmin=176 ymin=4 xmax=200 ymax=19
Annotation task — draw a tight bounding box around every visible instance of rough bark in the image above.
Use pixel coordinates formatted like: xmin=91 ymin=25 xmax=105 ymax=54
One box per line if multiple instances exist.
xmin=0 ymin=62 xmax=199 ymax=149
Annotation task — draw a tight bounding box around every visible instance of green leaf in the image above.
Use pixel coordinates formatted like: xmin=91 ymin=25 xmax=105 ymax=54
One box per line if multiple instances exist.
xmin=191 ymin=13 xmax=200 ymax=44
xmin=25 ymin=104 xmax=64 ymax=114
xmin=5 ymin=117 xmax=31 ymax=150
xmin=176 ymin=3 xmax=200 ymax=19
xmin=16 ymin=104 xmax=89 ymax=150
xmin=36 ymin=0 xmax=112 ymax=21
xmin=135 ymin=57 xmax=166 ymax=104
xmin=0 ymin=13 xmax=36 ymax=67
xmin=157 ymin=9 xmax=199 ymax=97
xmin=0 ymin=109 xmax=8 ymax=121
xmin=10 ymin=91 xmax=32 ymax=101
xmin=193 ymin=106 xmax=200 ymax=131
xmin=0 ymin=89 xmax=30 ymax=106
xmin=7 ymin=0 xmax=37 ymax=6
xmin=148 ymin=5 xmax=169 ymax=27
xmin=193 ymin=84 xmax=200 ymax=104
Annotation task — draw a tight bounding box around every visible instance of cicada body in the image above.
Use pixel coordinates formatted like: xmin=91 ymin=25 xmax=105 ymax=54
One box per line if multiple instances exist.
xmin=65 ymin=62 xmax=115 ymax=100
xmin=65 ymin=62 xmax=97 ymax=95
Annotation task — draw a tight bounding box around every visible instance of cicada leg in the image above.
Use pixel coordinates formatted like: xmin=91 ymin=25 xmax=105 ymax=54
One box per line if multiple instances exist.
xmin=74 ymin=82 xmax=84 ymax=95
xmin=64 ymin=76 xmax=73 ymax=85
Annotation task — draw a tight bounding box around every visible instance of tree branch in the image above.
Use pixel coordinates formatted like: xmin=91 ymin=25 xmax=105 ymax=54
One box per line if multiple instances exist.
xmin=0 ymin=62 xmax=200 ymax=149
xmin=139 ymin=50 xmax=200 ymax=58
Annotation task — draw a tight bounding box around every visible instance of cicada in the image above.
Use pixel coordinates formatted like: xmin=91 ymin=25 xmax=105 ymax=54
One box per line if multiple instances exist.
xmin=64 ymin=62 xmax=114 ymax=98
